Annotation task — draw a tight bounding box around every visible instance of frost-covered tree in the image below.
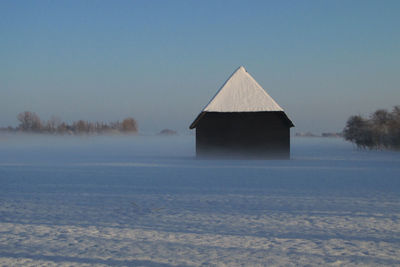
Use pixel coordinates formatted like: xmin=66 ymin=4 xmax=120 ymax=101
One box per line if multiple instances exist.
xmin=370 ymin=109 xmax=390 ymax=149
xmin=344 ymin=115 xmax=373 ymax=149
xmin=388 ymin=106 xmax=400 ymax=149
xmin=344 ymin=106 xmax=400 ymax=150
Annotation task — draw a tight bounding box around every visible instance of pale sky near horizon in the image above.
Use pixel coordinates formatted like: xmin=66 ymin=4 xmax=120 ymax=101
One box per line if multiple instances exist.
xmin=1 ymin=0 xmax=399 ymax=134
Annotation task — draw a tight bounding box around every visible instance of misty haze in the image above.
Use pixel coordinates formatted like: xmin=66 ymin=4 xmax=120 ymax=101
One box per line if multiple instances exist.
xmin=2 ymin=1 xmax=400 ymax=266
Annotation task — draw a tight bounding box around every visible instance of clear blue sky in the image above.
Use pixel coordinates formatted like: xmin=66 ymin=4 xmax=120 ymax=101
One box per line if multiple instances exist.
xmin=1 ymin=0 xmax=399 ymax=134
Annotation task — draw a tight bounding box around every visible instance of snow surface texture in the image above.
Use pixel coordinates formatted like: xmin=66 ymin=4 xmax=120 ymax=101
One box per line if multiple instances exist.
xmin=202 ymin=66 xmax=283 ymax=112
xmin=0 ymin=135 xmax=400 ymax=266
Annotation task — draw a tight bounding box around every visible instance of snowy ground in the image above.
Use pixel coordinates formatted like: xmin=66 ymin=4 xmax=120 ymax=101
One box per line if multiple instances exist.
xmin=0 ymin=135 xmax=400 ymax=266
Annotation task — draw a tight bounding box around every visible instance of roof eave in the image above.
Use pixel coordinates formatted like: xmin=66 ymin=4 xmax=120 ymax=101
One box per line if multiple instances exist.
xmin=189 ymin=112 xmax=206 ymax=129
xmin=189 ymin=111 xmax=295 ymax=129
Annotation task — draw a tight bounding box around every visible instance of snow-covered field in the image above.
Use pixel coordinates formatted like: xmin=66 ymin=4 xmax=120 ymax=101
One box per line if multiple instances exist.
xmin=0 ymin=135 xmax=399 ymax=266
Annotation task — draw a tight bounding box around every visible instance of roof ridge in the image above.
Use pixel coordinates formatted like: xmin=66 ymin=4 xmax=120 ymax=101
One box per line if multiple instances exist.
xmin=199 ymin=66 xmax=244 ymax=112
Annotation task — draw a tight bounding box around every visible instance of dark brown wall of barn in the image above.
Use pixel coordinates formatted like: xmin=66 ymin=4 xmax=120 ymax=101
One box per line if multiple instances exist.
xmin=195 ymin=112 xmax=291 ymax=159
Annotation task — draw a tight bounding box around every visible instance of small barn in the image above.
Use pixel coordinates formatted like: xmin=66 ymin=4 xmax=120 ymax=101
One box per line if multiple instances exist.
xmin=189 ymin=66 xmax=294 ymax=159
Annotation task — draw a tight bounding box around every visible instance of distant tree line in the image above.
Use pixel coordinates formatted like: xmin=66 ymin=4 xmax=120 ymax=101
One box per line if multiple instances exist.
xmin=1 ymin=111 xmax=138 ymax=135
xmin=343 ymin=106 xmax=400 ymax=150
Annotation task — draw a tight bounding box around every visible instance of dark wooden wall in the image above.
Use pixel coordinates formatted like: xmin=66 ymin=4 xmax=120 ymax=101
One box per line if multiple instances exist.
xmin=195 ymin=112 xmax=291 ymax=159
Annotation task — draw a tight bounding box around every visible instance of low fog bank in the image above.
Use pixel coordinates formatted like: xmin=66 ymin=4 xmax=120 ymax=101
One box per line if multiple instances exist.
xmin=1 ymin=134 xmax=400 ymax=196
xmin=1 ymin=133 xmax=400 ymax=164
xmin=0 ymin=133 xmax=195 ymax=164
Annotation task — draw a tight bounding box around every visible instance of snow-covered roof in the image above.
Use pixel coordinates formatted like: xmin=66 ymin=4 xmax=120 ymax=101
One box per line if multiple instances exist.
xmin=190 ymin=66 xmax=294 ymax=129
xmin=202 ymin=66 xmax=283 ymax=112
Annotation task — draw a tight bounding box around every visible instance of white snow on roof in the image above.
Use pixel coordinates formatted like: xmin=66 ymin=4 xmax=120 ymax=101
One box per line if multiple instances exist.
xmin=203 ymin=66 xmax=283 ymax=112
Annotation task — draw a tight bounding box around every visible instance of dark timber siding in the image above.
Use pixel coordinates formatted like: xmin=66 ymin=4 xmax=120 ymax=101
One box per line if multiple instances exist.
xmin=195 ymin=112 xmax=291 ymax=159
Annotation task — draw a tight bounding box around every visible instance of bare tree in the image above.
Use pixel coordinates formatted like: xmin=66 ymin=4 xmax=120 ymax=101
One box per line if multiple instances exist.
xmin=45 ymin=116 xmax=61 ymax=133
xmin=121 ymin=117 xmax=138 ymax=133
xmin=17 ymin=111 xmax=42 ymax=132
xmin=74 ymin=120 xmax=89 ymax=134
xmin=57 ymin=122 xmax=67 ymax=134
xmin=13 ymin=111 xmax=139 ymax=135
